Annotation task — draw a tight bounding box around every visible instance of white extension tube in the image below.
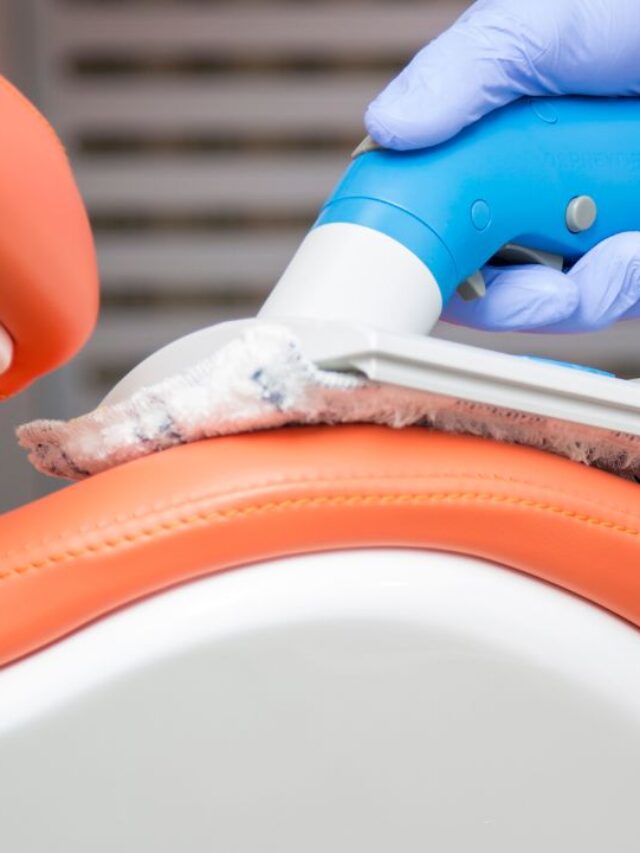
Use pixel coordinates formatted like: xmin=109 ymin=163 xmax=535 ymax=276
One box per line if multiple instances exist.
xmin=259 ymin=222 xmax=443 ymax=335
xmin=0 ymin=323 xmax=12 ymax=376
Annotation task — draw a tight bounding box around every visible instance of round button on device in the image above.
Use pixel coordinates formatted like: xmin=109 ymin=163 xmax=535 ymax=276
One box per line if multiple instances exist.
xmin=566 ymin=195 xmax=597 ymax=233
xmin=471 ymin=199 xmax=491 ymax=231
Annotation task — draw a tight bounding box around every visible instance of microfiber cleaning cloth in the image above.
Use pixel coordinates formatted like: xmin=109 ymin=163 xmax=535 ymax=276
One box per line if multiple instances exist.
xmin=17 ymin=324 xmax=640 ymax=481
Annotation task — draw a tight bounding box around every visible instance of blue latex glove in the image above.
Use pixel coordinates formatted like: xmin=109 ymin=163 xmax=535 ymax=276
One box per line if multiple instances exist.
xmin=365 ymin=0 xmax=640 ymax=333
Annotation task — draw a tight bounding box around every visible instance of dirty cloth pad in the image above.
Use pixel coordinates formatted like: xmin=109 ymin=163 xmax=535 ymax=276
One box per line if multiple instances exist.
xmin=17 ymin=325 xmax=640 ymax=481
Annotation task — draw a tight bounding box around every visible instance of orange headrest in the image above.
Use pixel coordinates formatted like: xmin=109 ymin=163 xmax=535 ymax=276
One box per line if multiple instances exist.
xmin=1 ymin=425 xmax=640 ymax=666
xmin=0 ymin=77 xmax=98 ymax=399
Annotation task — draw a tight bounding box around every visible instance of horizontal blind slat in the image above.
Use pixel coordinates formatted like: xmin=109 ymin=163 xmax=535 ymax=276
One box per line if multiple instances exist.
xmin=50 ymin=75 xmax=386 ymax=137
xmin=95 ymin=230 xmax=306 ymax=291
xmin=86 ymin=308 xmax=253 ymax=368
xmin=46 ymin=2 xmax=466 ymax=58
xmin=77 ymin=153 xmax=345 ymax=213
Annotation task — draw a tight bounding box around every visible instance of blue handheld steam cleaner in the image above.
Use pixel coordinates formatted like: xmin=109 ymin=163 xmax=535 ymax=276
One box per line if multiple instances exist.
xmin=104 ymin=96 xmax=640 ymax=446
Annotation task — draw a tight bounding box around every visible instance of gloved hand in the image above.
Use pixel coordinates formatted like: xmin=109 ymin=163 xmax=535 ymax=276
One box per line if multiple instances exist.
xmin=365 ymin=0 xmax=640 ymax=333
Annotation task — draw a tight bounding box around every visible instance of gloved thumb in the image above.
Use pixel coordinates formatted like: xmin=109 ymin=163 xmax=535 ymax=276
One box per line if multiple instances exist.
xmin=365 ymin=2 xmax=550 ymax=150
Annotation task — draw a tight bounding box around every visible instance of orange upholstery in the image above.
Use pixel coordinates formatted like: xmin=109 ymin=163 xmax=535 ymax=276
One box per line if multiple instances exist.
xmin=0 ymin=77 xmax=98 ymax=398
xmin=1 ymin=425 xmax=640 ymax=667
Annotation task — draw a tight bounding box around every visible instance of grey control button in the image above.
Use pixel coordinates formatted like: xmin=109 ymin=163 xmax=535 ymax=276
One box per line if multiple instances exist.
xmin=566 ymin=195 xmax=597 ymax=233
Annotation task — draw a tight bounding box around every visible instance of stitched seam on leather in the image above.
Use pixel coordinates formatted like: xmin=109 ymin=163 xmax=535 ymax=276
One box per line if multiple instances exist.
xmin=1 ymin=491 xmax=638 ymax=583
xmin=1 ymin=469 xmax=638 ymax=564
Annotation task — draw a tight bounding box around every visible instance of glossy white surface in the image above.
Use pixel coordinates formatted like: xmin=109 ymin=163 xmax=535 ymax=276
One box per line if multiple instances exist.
xmin=1 ymin=549 xmax=640 ymax=851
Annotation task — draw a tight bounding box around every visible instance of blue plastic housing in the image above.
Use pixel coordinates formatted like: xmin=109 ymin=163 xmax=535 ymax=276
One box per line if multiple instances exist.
xmin=314 ymin=96 xmax=640 ymax=306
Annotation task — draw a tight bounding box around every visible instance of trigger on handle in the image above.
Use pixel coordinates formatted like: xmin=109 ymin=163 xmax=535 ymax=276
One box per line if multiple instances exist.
xmin=457 ymin=271 xmax=486 ymax=302
xmin=457 ymin=243 xmax=565 ymax=302
xmin=493 ymin=243 xmax=564 ymax=271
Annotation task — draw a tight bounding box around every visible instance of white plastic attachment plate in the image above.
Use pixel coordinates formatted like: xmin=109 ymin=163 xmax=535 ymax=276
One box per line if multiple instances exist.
xmin=105 ymin=314 xmax=640 ymax=438
xmin=275 ymin=318 xmax=640 ymax=438
xmin=0 ymin=323 xmax=12 ymax=377
xmin=102 ymin=318 xmax=258 ymax=405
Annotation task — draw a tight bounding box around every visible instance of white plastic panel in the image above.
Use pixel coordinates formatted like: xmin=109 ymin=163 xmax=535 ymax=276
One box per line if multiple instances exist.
xmin=1 ymin=549 xmax=640 ymax=851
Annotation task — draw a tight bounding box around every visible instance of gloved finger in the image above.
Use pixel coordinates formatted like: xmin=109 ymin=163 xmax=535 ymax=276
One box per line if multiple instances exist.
xmin=442 ymin=265 xmax=579 ymax=332
xmin=365 ymin=0 xmax=550 ymax=150
xmin=539 ymin=232 xmax=640 ymax=332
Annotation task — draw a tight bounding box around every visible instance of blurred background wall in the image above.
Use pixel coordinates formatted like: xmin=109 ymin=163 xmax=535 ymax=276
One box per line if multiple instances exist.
xmin=0 ymin=0 xmax=638 ymax=511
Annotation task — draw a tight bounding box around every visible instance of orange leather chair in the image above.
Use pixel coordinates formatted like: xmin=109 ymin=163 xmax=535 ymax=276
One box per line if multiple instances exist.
xmin=1 ymin=79 xmax=640 ymax=852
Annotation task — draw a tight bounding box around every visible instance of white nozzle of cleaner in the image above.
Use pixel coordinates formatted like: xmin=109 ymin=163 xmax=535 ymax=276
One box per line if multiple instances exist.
xmin=0 ymin=324 xmax=12 ymax=376
xmin=259 ymin=222 xmax=442 ymax=334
